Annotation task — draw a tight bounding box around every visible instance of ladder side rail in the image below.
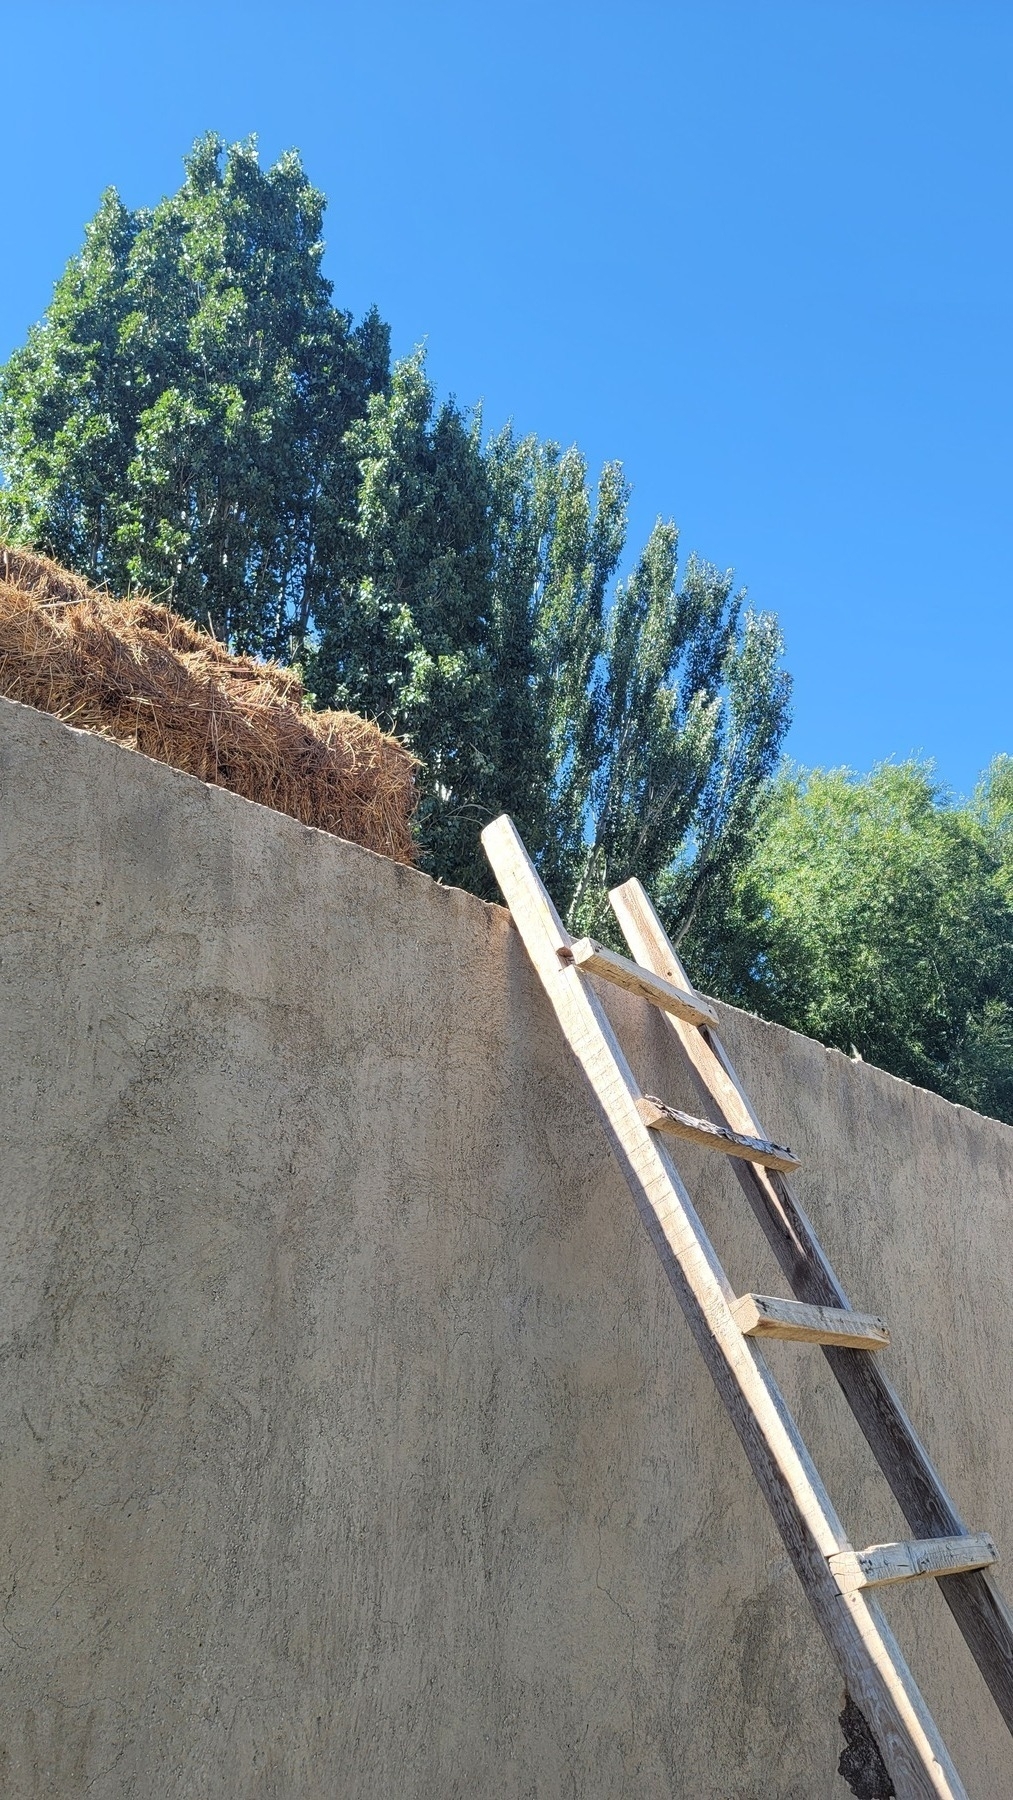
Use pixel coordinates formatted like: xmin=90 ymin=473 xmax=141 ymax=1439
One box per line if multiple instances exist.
xmin=483 ymin=817 xmax=966 ymax=1800
xmin=610 ymin=874 xmax=1013 ymax=1738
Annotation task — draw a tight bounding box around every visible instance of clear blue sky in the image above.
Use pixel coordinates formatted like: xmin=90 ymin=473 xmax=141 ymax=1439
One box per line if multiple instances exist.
xmin=2 ymin=0 xmax=1010 ymax=794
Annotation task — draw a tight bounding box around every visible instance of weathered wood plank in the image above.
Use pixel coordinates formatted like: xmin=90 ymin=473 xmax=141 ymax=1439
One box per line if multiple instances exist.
xmin=732 ymin=1292 xmax=890 ymax=1350
xmin=638 ymin=1095 xmax=801 ymax=1172
xmin=562 ymin=937 xmax=718 ymax=1026
xmin=609 ymin=873 xmax=1013 ymax=1744
xmin=831 ymin=1537 xmax=998 ymax=1596
xmin=483 ymin=815 xmax=968 ymax=1800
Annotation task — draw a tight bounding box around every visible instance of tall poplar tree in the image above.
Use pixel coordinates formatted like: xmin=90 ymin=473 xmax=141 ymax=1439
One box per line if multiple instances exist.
xmin=0 ymin=133 xmax=388 ymax=652
xmin=314 ymin=375 xmax=791 ymax=917
xmin=312 ymin=353 xmax=500 ymax=890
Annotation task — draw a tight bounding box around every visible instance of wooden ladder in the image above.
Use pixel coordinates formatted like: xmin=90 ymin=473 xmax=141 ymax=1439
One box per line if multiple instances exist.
xmin=482 ymin=813 xmax=1013 ymax=1800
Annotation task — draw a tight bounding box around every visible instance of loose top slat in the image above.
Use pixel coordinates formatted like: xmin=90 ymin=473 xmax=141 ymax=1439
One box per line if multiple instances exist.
xmin=562 ymin=938 xmax=718 ymax=1027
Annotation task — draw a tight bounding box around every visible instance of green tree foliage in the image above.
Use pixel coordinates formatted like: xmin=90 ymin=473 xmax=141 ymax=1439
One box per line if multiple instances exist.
xmin=1 ymin=134 xmax=791 ymax=918
xmin=0 ymin=133 xmax=388 ymax=651
xmin=686 ymin=759 xmax=1013 ymax=1122
xmin=312 ymin=363 xmax=791 ymax=911
xmin=312 ymin=353 xmax=500 ymax=892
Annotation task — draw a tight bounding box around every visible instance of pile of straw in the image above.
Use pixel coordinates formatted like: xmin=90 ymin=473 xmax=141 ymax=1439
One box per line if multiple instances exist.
xmin=0 ymin=546 xmax=418 ymax=864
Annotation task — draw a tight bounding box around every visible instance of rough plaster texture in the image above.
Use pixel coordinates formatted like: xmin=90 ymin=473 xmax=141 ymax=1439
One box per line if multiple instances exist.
xmin=1 ymin=694 xmax=1013 ymax=1799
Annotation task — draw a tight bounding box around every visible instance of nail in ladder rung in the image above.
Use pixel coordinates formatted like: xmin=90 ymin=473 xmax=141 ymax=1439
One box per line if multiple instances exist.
xmin=482 ymin=813 xmax=1011 ymax=1800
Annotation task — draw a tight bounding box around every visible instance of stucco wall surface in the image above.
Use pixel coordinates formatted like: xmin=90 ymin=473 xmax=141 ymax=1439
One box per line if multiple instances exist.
xmin=2 ymin=694 xmax=1013 ymax=1800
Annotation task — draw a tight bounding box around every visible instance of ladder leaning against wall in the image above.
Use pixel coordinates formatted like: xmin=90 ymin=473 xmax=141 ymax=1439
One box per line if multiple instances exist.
xmin=482 ymin=812 xmax=1013 ymax=1800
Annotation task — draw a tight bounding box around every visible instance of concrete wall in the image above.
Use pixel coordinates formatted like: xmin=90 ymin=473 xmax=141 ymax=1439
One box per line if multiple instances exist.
xmin=2 ymin=694 xmax=1013 ymax=1800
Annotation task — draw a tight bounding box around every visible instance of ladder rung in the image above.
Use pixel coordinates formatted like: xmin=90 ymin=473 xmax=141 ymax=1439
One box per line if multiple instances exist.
xmin=731 ymin=1292 xmax=890 ymax=1350
xmin=560 ymin=939 xmax=718 ymax=1027
xmin=830 ymin=1535 xmax=998 ymax=1595
xmin=636 ymin=1095 xmax=801 ymax=1172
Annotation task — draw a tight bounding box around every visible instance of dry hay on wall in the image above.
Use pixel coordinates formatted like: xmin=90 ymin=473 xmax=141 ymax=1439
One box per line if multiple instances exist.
xmin=0 ymin=546 xmax=418 ymax=865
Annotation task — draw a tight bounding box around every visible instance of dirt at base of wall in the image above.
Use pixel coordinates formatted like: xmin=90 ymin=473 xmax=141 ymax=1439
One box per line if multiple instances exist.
xmin=0 ymin=544 xmax=417 ymax=864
